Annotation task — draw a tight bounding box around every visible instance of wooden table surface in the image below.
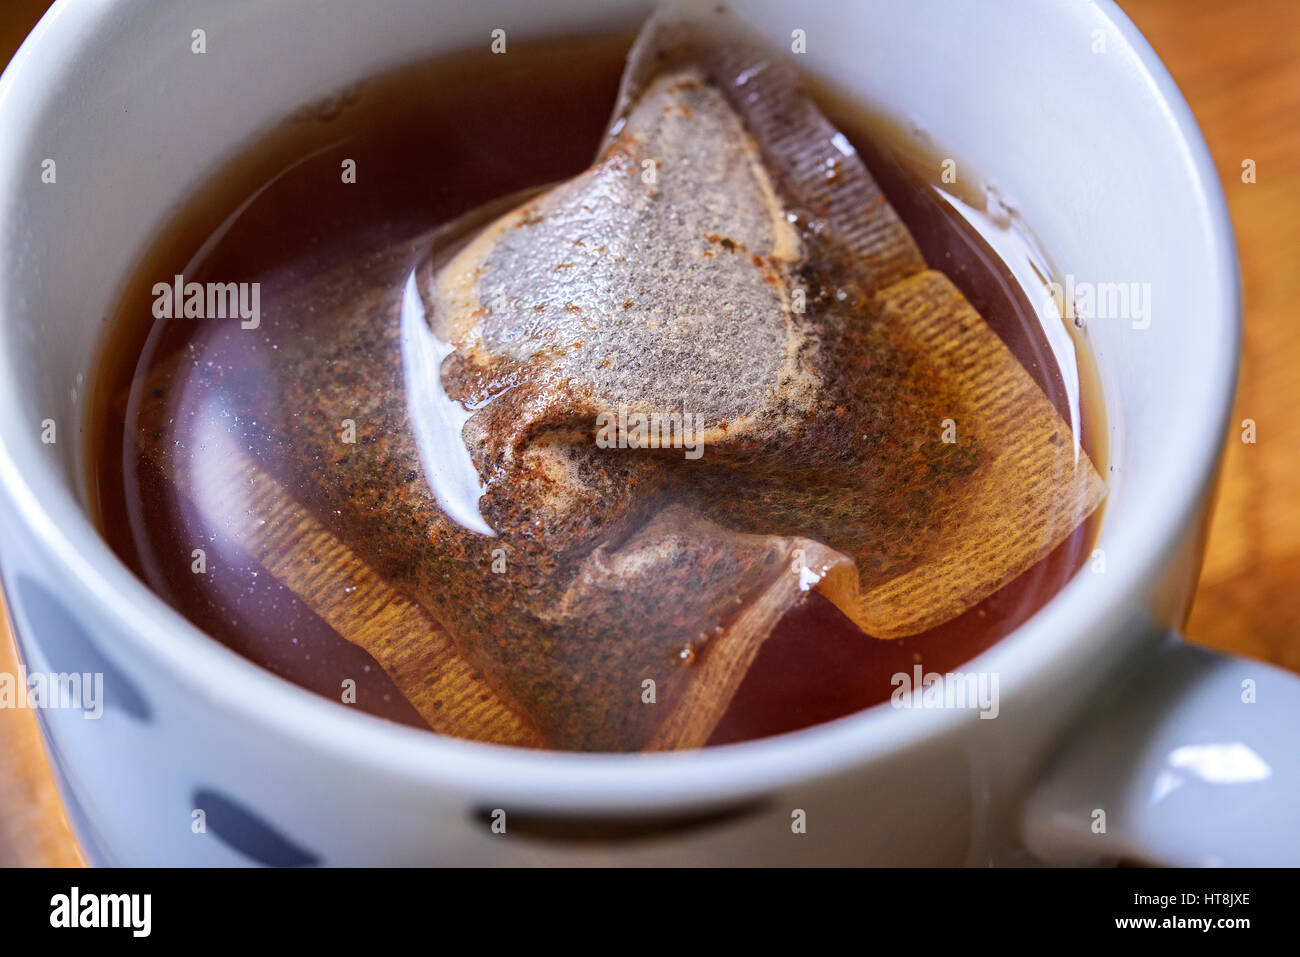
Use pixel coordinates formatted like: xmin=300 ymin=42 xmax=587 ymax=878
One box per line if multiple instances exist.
xmin=1 ymin=0 xmax=1297 ymax=866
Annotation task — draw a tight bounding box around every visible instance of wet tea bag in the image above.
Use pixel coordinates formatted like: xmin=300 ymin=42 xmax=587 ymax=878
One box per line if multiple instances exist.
xmin=136 ymin=0 xmax=1103 ymax=751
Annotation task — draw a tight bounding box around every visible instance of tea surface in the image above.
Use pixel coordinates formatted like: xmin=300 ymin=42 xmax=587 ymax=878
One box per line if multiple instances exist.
xmin=88 ymin=35 xmax=1105 ymax=744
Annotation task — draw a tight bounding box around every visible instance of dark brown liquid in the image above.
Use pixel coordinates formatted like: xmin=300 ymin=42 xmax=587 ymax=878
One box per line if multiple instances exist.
xmin=88 ymin=35 xmax=1103 ymax=745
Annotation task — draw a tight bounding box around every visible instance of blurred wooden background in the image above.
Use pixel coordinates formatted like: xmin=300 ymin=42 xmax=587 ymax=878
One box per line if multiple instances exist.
xmin=1 ymin=0 xmax=1297 ymax=866
xmin=1138 ymin=0 xmax=1300 ymax=676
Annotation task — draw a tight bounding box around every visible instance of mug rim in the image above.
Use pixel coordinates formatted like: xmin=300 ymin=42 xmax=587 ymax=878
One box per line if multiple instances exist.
xmin=0 ymin=0 xmax=1241 ymax=809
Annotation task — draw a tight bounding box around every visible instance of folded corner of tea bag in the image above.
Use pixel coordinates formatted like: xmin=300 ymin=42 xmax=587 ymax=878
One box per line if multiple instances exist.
xmin=534 ymin=503 xmax=859 ymax=751
xmin=605 ymin=0 xmax=928 ymax=297
xmin=843 ymin=269 xmax=1108 ymax=639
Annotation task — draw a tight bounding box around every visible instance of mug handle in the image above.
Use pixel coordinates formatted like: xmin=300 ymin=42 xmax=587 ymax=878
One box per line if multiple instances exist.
xmin=1020 ymin=633 xmax=1300 ymax=866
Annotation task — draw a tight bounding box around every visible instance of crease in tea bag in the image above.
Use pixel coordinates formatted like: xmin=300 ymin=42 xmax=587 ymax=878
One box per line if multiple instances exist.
xmin=133 ymin=0 xmax=1104 ymax=752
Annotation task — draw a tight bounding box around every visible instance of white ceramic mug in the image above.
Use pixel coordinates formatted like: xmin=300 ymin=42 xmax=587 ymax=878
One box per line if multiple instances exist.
xmin=0 ymin=0 xmax=1294 ymax=866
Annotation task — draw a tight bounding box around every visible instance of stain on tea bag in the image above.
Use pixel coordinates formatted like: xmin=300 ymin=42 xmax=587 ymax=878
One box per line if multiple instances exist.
xmin=134 ymin=0 xmax=1104 ymax=752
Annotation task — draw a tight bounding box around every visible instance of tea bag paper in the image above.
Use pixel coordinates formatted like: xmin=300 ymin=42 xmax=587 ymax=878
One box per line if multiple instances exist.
xmin=136 ymin=1 xmax=1103 ymax=751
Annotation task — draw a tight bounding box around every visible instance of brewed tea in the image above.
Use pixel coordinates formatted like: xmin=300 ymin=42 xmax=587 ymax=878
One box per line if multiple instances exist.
xmin=89 ymin=11 xmax=1105 ymax=750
